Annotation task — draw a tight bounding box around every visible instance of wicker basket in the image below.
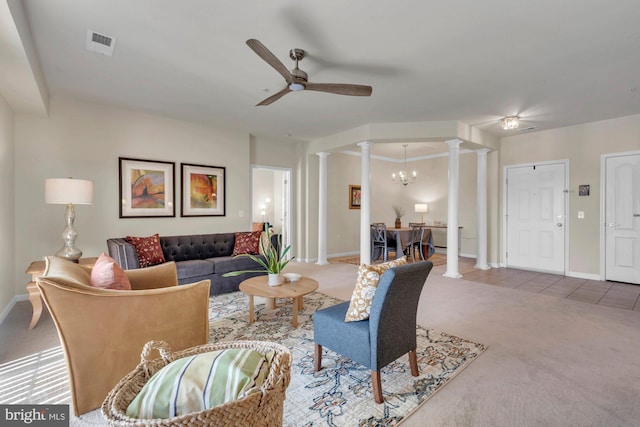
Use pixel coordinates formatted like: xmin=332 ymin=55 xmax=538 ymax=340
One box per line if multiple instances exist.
xmin=102 ymin=340 xmax=292 ymax=426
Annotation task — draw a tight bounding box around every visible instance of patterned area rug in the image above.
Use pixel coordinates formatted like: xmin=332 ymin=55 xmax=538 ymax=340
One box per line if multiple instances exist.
xmin=209 ymin=291 xmax=485 ymax=426
xmin=335 ymin=253 xmax=447 ymax=267
xmin=2 ymin=291 xmax=484 ymax=426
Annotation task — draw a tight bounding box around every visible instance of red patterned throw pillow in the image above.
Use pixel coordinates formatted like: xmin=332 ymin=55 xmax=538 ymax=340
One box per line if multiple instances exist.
xmin=232 ymin=231 xmax=263 ymax=256
xmin=125 ymin=233 xmax=166 ymax=268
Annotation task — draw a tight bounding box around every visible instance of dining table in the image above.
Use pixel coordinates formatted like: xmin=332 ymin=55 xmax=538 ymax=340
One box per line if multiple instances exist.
xmin=371 ymin=226 xmax=435 ymax=261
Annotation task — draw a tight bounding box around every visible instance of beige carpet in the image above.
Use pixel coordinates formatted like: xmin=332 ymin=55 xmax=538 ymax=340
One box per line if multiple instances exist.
xmin=334 ymin=253 xmax=447 ymax=267
xmin=2 ymin=258 xmax=640 ymax=426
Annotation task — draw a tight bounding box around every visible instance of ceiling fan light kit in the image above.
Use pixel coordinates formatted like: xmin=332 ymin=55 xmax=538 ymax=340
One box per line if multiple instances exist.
xmin=501 ymin=115 xmax=520 ymax=130
xmin=246 ymin=39 xmax=372 ymax=106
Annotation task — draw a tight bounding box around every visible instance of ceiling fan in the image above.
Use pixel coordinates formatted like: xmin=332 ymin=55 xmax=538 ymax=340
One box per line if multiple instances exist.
xmin=246 ymin=39 xmax=373 ymax=106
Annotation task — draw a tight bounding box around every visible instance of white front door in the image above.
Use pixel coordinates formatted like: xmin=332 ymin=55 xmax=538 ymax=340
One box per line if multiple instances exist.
xmin=605 ymin=153 xmax=640 ymax=284
xmin=506 ymin=162 xmax=567 ymax=274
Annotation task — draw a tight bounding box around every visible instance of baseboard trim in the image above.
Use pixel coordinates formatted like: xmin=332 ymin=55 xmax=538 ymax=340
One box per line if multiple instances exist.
xmin=567 ymin=271 xmax=601 ymax=281
xmin=0 ymin=294 xmax=27 ymax=326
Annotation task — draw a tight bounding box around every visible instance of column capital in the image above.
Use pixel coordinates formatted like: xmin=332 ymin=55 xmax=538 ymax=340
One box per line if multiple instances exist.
xmin=476 ymin=148 xmax=491 ymax=155
xmin=445 ymin=139 xmax=463 ymax=148
xmin=316 ymin=152 xmax=330 ymax=158
xmin=357 ymin=141 xmax=372 ymax=148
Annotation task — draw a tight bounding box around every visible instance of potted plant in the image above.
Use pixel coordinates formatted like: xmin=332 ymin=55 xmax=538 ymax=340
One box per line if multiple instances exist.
xmin=393 ymin=205 xmax=405 ymax=228
xmin=223 ymin=230 xmax=294 ymax=286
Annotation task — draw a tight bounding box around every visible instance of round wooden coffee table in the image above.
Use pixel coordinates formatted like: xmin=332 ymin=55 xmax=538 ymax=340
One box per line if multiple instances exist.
xmin=239 ymin=275 xmax=319 ymax=328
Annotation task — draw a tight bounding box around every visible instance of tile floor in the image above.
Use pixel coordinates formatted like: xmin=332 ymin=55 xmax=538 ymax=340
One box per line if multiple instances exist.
xmin=460 ymin=260 xmax=640 ymax=311
xmin=330 ymin=254 xmax=640 ymax=311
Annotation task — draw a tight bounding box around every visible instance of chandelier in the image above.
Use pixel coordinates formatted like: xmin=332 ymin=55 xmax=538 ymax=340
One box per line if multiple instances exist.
xmin=392 ymin=144 xmax=416 ymax=186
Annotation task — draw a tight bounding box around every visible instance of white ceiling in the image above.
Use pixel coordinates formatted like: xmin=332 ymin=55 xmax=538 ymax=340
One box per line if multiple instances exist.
xmin=10 ymin=0 xmax=640 ymax=159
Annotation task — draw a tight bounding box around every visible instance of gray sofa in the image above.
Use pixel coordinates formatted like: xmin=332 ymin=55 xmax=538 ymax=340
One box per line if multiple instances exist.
xmin=106 ymin=232 xmax=279 ymax=295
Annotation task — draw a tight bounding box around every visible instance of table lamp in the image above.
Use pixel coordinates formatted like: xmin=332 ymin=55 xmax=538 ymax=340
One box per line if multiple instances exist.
xmin=45 ymin=178 xmax=94 ymax=262
xmin=415 ymin=203 xmax=428 ymax=223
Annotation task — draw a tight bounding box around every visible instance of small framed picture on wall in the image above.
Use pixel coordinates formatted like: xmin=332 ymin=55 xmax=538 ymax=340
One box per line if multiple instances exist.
xmin=349 ymin=185 xmax=361 ymax=209
xmin=579 ymin=184 xmax=590 ymax=196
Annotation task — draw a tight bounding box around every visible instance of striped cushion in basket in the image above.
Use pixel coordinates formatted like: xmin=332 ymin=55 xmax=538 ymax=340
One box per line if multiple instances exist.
xmin=126 ymin=348 xmax=275 ymax=419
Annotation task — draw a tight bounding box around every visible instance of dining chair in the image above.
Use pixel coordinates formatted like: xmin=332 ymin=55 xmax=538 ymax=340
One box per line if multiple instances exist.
xmin=371 ymin=224 xmax=395 ymax=262
xmin=406 ymin=224 xmax=425 ymax=262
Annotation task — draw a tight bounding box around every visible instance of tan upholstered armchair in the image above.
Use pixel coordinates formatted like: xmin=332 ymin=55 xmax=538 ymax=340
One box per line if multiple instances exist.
xmin=36 ymin=256 xmax=211 ymax=416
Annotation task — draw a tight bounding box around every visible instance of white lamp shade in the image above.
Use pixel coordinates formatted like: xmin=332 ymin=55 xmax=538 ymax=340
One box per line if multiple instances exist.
xmin=415 ymin=203 xmax=428 ymax=213
xmin=45 ymin=178 xmax=94 ymax=205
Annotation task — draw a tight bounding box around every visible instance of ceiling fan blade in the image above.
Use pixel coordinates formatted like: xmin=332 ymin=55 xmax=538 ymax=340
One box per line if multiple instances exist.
xmin=304 ymin=82 xmax=372 ymax=96
xmin=256 ymin=86 xmax=291 ymax=106
xmin=246 ymin=39 xmax=293 ymax=82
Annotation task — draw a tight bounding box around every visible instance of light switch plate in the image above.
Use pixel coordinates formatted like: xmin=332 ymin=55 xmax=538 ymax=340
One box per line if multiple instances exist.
xmin=578 ymin=211 xmax=584 ymax=219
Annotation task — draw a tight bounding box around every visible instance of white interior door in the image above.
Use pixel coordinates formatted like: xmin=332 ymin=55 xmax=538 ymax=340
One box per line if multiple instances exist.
xmin=605 ymin=153 xmax=640 ymax=284
xmin=506 ymin=163 xmax=566 ymax=274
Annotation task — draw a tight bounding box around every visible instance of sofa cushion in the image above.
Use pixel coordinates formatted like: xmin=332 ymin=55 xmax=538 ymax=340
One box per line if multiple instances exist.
xmin=160 ymin=234 xmax=235 ymax=262
xmin=208 ymin=256 xmax=265 ymax=275
xmin=125 ymin=234 xmax=166 ymax=268
xmin=344 ymin=257 xmax=407 ymax=322
xmin=90 ymin=252 xmax=132 ymax=290
xmin=126 ymin=348 xmax=274 ymax=419
xmin=232 ymin=231 xmax=262 ymax=256
xmin=175 ymin=259 xmax=214 ymax=281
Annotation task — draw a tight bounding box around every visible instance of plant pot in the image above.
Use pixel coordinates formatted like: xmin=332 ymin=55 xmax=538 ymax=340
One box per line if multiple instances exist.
xmin=268 ymin=273 xmax=284 ymax=286
xmin=395 ymin=218 xmax=402 ymax=228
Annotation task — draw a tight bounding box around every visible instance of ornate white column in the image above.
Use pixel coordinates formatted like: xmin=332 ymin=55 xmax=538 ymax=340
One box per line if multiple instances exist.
xmin=475 ymin=148 xmax=491 ymax=270
xmin=358 ymin=141 xmax=372 ymax=265
xmin=316 ymin=152 xmax=329 ymax=265
xmin=444 ymin=139 xmax=462 ymax=278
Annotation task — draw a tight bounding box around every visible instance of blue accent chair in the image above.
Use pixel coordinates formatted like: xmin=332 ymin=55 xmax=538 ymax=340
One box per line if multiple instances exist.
xmin=313 ymin=261 xmax=433 ymax=403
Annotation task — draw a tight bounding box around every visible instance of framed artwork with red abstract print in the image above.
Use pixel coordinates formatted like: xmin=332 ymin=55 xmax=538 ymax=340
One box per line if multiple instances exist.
xmin=181 ymin=163 xmax=226 ymax=217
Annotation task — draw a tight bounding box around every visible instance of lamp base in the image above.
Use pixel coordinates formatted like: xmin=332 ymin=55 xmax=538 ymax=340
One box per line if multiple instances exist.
xmin=56 ymin=203 xmax=82 ymax=263
xmin=56 ymin=247 xmax=82 ymax=263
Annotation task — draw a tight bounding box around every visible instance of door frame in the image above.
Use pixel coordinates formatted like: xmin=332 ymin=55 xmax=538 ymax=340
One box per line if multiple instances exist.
xmin=250 ymin=164 xmax=293 ymax=251
xmin=502 ymin=159 xmax=570 ymax=274
xmin=599 ymin=150 xmax=640 ymax=281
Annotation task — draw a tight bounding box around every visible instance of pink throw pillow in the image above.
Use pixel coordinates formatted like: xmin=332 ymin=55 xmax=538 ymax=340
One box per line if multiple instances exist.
xmin=232 ymin=231 xmax=263 ymax=256
xmin=125 ymin=233 xmax=166 ymax=268
xmin=90 ymin=252 xmax=132 ymax=290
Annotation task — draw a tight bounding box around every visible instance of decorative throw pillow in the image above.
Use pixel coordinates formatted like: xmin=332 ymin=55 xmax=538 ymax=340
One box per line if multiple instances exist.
xmin=90 ymin=252 xmax=132 ymax=290
xmin=125 ymin=233 xmax=166 ymax=268
xmin=232 ymin=231 xmax=263 ymax=256
xmin=252 ymin=222 xmax=265 ymax=232
xmin=344 ymin=257 xmax=407 ymax=322
xmin=126 ymin=348 xmax=274 ymax=419
xmin=258 ymin=231 xmax=271 ymax=256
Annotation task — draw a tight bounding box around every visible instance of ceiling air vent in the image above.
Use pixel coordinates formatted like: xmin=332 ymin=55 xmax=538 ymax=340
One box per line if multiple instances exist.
xmin=518 ymin=126 xmax=536 ymax=132
xmin=86 ymin=30 xmax=116 ymax=56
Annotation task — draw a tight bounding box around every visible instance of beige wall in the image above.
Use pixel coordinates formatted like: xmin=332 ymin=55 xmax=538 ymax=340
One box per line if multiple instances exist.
xmin=500 ymin=113 xmax=640 ymax=275
xmin=13 ymin=97 xmax=290 ymax=294
xmin=0 ymin=95 xmax=15 ymax=316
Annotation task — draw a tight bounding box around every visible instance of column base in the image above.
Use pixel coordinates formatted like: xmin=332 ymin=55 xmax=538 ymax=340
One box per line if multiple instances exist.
xmin=443 ymin=271 xmax=463 ymax=279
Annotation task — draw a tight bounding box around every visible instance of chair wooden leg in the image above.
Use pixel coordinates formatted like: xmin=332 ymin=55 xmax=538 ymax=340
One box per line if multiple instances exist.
xmin=314 ymin=343 xmax=322 ymax=371
xmin=371 ymin=370 xmax=383 ymax=403
xmin=409 ymin=349 xmax=419 ymax=376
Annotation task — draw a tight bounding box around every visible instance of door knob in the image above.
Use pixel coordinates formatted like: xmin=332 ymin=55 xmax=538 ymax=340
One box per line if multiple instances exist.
xmin=606 ymin=223 xmax=620 ymax=227
xmin=556 ymin=223 xmax=563 ymax=227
